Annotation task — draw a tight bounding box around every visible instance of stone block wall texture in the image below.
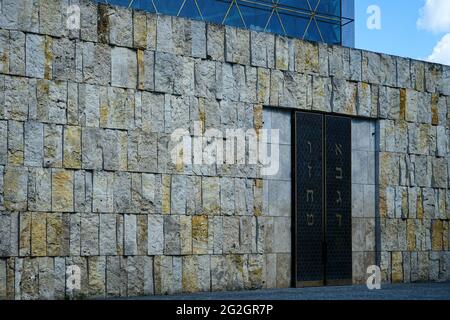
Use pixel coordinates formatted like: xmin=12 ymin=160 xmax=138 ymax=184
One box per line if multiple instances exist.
xmin=0 ymin=0 xmax=449 ymax=299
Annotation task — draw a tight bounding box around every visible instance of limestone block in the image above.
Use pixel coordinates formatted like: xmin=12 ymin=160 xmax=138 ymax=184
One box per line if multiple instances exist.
xmin=179 ymin=216 xmax=192 ymax=255
xmin=156 ymin=15 xmax=173 ymax=53
xmin=195 ymin=59 xmax=216 ymax=99
xmin=223 ymin=217 xmax=240 ymax=254
xmin=0 ymin=212 xmax=18 ymax=257
xmin=138 ymin=50 xmax=154 ymax=91
xmin=79 ymin=84 xmax=100 ymax=127
xmin=80 ymin=214 xmax=99 ymax=256
xmin=154 ymin=51 xmax=176 ymax=93
xmin=202 ymin=177 xmax=220 ymax=215
xmin=102 ymin=129 xmax=128 ymax=171
xmin=133 ymin=10 xmax=147 ymax=48
xmin=67 ymin=213 xmax=80 ymax=256
xmin=111 ymin=47 xmax=137 ymax=89
xmin=127 ymin=129 xmax=157 ymax=172
xmin=0 ymin=0 xmax=39 ymax=31
xmin=26 ymin=34 xmax=49 ymax=79
xmin=109 ymin=7 xmax=132 ymax=47
xmin=19 ymin=212 xmax=31 ymax=257
xmin=47 ymin=212 xmax=69 ymax=257
xmin=349 ymin=48 xmax=362 ymax=81
xmin=0 ymin=166 xmax=3 ymax=210
xmin=211 ymin=255 xmax=227 ymax=291
xmin=92 ymin=171 xmax=114 ymax=213
xmin=53 ymin=37 xmax=76 ymax=81
xmin=140 ymin=173 xmax=158 ymax=213
xmin=425 ymin=63 xmax=442 ymax=93
xmin=414 ymin=156 xmax=432 ymax=187
xmin=9 ymin=31 xmax=26 ymax=76
xmin=43 ymin=124 xmax=63 ymax=167
xmin=380 ymin=54 xmax=397 ymax=87
xmin=3 ymin=167 xmax=27 ymax=211
xmin=113 ymin=172 xmax=132 ymax=213
xmin=88 ymin=256 xmax=106 ymax=298
xmin=80 ymin=42 xmax=111 ymax=86
xmin=64 ymin=81 xmax=77 ymax=126
xmin=73 ymin=170 xmax=92 ymax=214
xmin=269 ymin=69 xmax=283 ymax=106
xmin=391 ymin=251 xmax=404 ymax=283
xmin=0 ymin=30 xmax=10 ymax=73
xmin=296 ymin=40 xmax=319 ymax=74
xmin=62 ymin=126 xmax=81 ymax=169
xmin=257 ymin=68 xmax=271 ymax=105
xmin=135 ymin=214 xmax=148 ymax=256
xmin=329 ymin=45 xmax=350 ymax=79
xmin=0 ymin=122 xmax=7 ymax=165
xmin=140 ymin=91 xmax=164 ymax=133
xmin=220 ymin=177 xmax=235 ymax=216
xmin=170 ymin=175 xmax=186 ymax=215
xmin=275 ymin=36 xmax=289 ymax=71
xmin=28 ymin=168 xmax=51 ymax=212
xmin=99 ymin=214 xmax=117 ymax=256
xmin=410 ymin=60 xmax=425 ymax=92
xmin=397 ymin=57 xmax=412 ymax=88
xmin=192 ymin=20 xmax=207 ymax=58
xmin=105 ymin=256 xmax=123 ymax=297
xmin=36 ymin=80 xmax=67 ymax=124
xmin=276 ymin=254 xmax=290 ymax=288
xmin=124 ymin=214 xmax=137 ymax=256
xmin=100 ymin=87 xmax=135 ymax=130
xmin=147 ymin=215 xmax=163 ymax=255
xmin=207 ymin=24 xmax=225 ymax=62
xmin=23 ymin=121 xmax=43 ymax=167
xmin=79 ymin=0 xmax=98 ymax=42
xmin=432 ymin=220 xmax=444 ymax=251
xmin=250 ymin=31 xmax=274 ymax=68
xmin=31 ymin=212 xmax=46 ymax=257
xmin=7 ymin=120 xmax=24 ymax=165
xmin=4 ymin=76 xmax=29 ymax=121
xmin=225 ymin=26 xmax=250 ymax=65
xmin=240 ymin=216 xmax=254 ymax=254
xmin=417 ymin=92 xmax=432 ymax=124
xmin=432 ymin=157 xmax=448 ymax=188
xmin=162 ymin=216 xmax=180 ymax=255
xmin=281 ymin=71 xmax=309 ymax=109
xmin=362 ymin=51 xmax=382 ymax=84
xmin=51 ymin=169 xmax=73 ymax=212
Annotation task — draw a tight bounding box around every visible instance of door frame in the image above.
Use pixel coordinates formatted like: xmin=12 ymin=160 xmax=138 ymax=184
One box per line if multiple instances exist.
xmin=292 ymin=110 xmax=353 ymax=288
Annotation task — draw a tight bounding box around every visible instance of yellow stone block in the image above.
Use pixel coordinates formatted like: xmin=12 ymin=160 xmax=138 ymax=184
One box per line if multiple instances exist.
xmin=52 ymin=169 xmax=74 ymax=212
xmin=182 ymin=256 xmax=198 ymax=293
xmin=63 ymin=126 xmax=81 ymax=168
xmin=407 ymin=219 xmax=416 ymax=251
xmin=192 ymin=215 xmax=208 ymax=255
xmin=391 ymin=251 xmax=403 ymax=283
xmin=432 ymin=220 xmax=443 ymax=251
xmin=31 ymin=212 xmax=47 ymax=257
xmin=44 ymin=36 xmax=53 ymax=80
xmin=161 ymin=174 xmax=171 ymax=215
xmin=47 ymin=213 xmax=63 ymax=256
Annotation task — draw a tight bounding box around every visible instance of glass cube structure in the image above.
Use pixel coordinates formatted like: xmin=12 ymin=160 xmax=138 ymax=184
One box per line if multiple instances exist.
xmin=96 ymin=0 xmax=354 ymax=46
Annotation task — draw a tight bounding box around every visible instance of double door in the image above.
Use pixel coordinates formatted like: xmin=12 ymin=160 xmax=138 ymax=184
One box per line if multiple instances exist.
xmin=294 ymin=112 xmax=352 ymax=287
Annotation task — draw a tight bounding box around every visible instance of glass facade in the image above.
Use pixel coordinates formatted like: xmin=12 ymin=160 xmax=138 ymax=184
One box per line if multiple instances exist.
xmin=96 ymin=0 xmax=354 ymax=46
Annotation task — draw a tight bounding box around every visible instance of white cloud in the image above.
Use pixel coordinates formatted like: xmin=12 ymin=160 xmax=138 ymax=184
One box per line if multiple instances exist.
xmin=427 ymin=33 xmax=450 ymax=65
xmin=417 ymin=0 xmax=450 ymax=33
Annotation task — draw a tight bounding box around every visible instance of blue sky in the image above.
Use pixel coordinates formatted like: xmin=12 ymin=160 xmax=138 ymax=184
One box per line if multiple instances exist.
xmin=355 ymin=0 xmax=450 ymax=65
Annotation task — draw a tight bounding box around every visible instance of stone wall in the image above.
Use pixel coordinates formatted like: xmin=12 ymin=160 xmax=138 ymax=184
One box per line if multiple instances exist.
xmin=0 ymin=0 xmax=449 ymax=299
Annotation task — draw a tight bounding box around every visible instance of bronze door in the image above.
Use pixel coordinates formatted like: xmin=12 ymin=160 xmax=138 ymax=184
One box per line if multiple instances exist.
xmin=294 ymin=112 xmax=352 ymax=287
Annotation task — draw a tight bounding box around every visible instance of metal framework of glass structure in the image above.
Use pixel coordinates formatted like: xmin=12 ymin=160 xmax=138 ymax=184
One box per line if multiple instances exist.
xmin=97 ymin=0 xmax=354 ymax=46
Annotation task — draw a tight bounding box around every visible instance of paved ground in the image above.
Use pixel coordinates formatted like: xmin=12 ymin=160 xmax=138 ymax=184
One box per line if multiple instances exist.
xmin=132 ymin=282 xmax=450 ymax=300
